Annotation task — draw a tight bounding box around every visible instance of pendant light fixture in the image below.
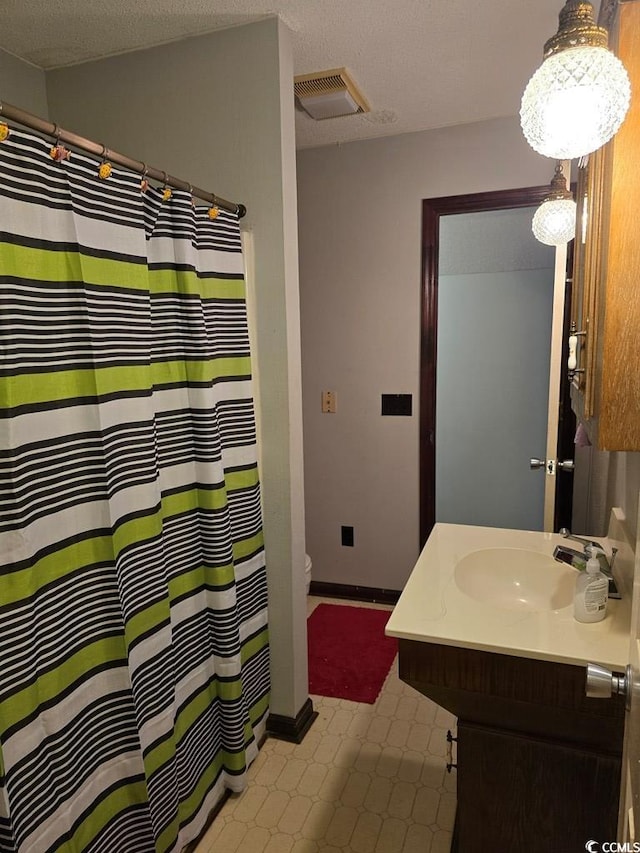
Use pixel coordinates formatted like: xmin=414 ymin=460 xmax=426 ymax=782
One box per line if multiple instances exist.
xmin=532 ymin=163 xmax=576 ymax=246
xmin=520 ymin=1 xmax=631 ymax=160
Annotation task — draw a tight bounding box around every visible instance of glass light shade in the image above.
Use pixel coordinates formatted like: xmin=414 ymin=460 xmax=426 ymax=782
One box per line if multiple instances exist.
xmin=520 ymin=45 xmax=631 ymax=160
xmin=532 ymin=198 xmax=577 ymax=246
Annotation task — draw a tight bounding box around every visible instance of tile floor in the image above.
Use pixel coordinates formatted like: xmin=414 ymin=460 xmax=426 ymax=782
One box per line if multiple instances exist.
xmin=196 ymin=597 xmax=457 ymax=853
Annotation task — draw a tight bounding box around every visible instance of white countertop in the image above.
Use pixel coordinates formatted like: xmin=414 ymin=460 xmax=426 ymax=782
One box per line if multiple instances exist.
xmin=385 ymin=522 xmax=631 ymax=670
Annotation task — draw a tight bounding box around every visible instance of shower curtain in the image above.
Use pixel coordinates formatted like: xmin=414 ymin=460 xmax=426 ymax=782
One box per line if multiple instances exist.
xmin=0 ymin=128 xmax=269 ymax=852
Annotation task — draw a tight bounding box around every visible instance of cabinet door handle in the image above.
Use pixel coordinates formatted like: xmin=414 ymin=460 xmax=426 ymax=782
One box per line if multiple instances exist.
xmin=568 ymin=327 xmax=586 ymax=380
xmin=568 ymin=334 xmax=578 ymax=371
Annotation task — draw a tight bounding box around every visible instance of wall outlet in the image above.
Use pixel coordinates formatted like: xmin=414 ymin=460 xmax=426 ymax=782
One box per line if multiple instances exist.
xmin=341 ymin=525 xmax=354 ymax=547
xmin=322 ymin=390 xmax=337 ymax=413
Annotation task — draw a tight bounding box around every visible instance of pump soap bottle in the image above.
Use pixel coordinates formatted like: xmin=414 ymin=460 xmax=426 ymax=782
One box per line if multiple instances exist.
xmin=573 ymin=546 xmax=608 ymax=623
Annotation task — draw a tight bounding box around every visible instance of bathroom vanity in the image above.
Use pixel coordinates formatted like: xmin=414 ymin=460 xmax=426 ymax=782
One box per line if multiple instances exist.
xmin=385 ymin=523 xmax=631 ymax=853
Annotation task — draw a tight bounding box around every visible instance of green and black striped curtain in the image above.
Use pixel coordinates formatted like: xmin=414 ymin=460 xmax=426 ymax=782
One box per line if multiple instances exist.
xmin=0 ymin=128 xmax=269 ymax=853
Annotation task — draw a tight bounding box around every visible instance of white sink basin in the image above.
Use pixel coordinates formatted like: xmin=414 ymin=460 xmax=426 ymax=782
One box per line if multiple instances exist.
xmin=454 ymin=547 xmax=575 ymax=612
xmin=386 ymin=522 xmax=631 ymax=670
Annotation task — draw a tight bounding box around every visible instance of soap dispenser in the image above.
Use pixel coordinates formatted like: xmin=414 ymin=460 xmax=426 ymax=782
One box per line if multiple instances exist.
xmin=573 ymin=546 xmax=608 ymax=623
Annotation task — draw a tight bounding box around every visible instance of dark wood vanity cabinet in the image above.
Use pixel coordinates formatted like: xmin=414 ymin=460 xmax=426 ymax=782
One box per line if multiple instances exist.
xmin=398 ymin=639 xmax=624 ymax=853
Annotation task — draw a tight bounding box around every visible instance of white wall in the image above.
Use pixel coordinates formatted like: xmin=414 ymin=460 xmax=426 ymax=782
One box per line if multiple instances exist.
xmin=46 ymin=19 xmax=308 ymax=720
xmin=0 ymin=48 xmax=48 ymax=116
xmin=297 ymin=117 xmax=560 ymax=591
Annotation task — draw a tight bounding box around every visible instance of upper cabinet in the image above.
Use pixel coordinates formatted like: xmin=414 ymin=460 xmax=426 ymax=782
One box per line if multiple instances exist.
xmin=570 ymin=0 xmax=640 ymax=450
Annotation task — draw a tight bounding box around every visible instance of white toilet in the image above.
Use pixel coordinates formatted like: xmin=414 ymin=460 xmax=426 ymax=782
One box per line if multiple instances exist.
xmin=305 ymin=553 xmax=312 ymax=595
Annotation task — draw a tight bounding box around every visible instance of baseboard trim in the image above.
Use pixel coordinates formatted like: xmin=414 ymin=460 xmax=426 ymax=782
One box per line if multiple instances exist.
xmin=309 ymin=581 xmax=401 ymax=605
xmin=267 ymin=697 xmax=318 ymax=743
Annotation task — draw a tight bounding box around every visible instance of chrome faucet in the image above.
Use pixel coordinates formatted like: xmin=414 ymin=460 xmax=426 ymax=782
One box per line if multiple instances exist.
xmin=553 ymin=528 xmax=620 ymax=599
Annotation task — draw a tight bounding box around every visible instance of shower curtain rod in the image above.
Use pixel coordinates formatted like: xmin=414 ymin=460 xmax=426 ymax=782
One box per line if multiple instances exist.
xmin=0 ymin=100 xmax=247 ymax=218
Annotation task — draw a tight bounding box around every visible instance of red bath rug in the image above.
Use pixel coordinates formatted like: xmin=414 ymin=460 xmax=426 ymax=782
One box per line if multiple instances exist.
xmin=307 ymin=603 xmax=398 ymax=704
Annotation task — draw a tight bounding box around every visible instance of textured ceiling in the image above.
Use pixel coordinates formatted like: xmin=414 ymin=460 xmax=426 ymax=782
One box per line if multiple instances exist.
xmin=0 ymin=0 xmax=572 ymax=149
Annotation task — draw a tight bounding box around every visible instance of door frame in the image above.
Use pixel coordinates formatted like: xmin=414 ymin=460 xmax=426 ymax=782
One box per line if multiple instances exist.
xmin=419 ymin=185 xmax=573 ymax=547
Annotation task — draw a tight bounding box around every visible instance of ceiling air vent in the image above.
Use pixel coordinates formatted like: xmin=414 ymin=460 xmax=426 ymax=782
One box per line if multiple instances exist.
xmin=294 ymin=67 xmax=370 ymax=120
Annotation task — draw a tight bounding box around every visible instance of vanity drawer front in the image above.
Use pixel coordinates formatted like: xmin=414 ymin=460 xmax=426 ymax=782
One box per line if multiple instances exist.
xmin=398 ymin=639 xmax=625 ymax=751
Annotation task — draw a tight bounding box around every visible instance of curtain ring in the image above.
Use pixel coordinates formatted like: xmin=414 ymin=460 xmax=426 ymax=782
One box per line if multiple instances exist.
xmin=162 ymin=171 xmax=172 ymax=201
xmin=98 ymin=144 xmax=112 ymax=180
xmin=0 ymin=103 xmax=9 ymax=141
xmin=49 ymin=124 xmax=69 ymax=160
xmin=140 ymin=163 xmax=149 ymax=193
xmin=208 ymin=193 xmax=220 ymax=220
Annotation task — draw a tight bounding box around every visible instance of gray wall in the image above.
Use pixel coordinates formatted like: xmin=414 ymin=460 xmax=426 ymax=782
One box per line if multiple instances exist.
xmin=297 ymin=116 xmax=556 ymax=591
xmin=46 ymin=19 xmax=309 ymax=721
xmin=611 ymin=454 xmax=640 ymax=543
xmin=298 ymin=119 xmax=640 ymax=591
xmin=0 ymin=48 xmax=48 ymax=116
xmin=574 ymin=450 xmax=640 ymax=544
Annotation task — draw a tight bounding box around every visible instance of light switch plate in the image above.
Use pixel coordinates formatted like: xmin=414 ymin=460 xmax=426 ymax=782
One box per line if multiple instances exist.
xmin=322 ymin=391 xmax=337 ymax=413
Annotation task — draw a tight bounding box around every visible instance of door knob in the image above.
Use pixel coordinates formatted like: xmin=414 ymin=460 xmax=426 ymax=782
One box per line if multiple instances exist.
xmin=530 ymin=458 xmax=575 ymax=473
xmin=586 ymin=663 xmax=629 ymax=705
